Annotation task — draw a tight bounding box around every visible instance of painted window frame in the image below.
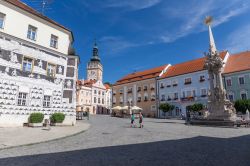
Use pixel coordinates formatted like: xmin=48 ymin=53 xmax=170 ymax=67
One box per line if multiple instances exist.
xmin=226 ymin=78 xmax=232 ymax=87
xmin=43 ymin=95 xmax=51 ymax=108
xmin=22 ymin=56 xmax=34 ymax=73
xmin=17 ymin=92 xmax=27 ymax=106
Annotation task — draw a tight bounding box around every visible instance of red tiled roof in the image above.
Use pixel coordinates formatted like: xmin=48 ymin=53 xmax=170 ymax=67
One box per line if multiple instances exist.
xmin=77 ymin=80 xmax=96 ymax=87
xmin=4 ymin=0 xmax=72 ymax=33
xmin=114 ymin=65 xmax=168 ymax=86
xmin=160 ymin=51 xmax=228 ymax=79
xmin=223 ymin=51 xmax=250 ymax=74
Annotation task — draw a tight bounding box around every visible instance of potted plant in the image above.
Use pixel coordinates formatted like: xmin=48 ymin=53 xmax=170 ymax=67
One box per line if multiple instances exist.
xmin=28 ymin=113 xmax=44 ymax=127
xmin=50 ymin=113 xmax=65 ymax=126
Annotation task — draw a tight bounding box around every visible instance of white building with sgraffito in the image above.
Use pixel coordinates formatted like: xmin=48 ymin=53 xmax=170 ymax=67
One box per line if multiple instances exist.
xmin=0 ymin=0 xmax=79 ymax=127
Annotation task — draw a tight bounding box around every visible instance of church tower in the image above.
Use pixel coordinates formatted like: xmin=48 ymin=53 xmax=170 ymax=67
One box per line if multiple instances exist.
xmin=87 ymin=41 xmax=103 ymax=81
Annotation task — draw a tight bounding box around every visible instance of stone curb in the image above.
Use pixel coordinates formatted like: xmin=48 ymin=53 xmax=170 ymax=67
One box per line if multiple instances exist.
xmin=0 ymin=123 xmax=90 ymax=151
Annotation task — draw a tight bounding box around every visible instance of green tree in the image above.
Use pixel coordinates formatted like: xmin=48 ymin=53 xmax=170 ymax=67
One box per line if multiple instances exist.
xmin=191 ymin=103 xmax=204 ymax=112
xmin=159 ymin=103 xmax=175 ymax=118
xmin=234 ymin=99 xmax=250 ymax=114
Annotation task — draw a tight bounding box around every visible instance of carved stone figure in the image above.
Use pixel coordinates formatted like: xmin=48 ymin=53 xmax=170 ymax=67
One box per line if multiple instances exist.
xmin=66 ymin=80 xmax=72 ymax=88
xmin=37 ymin=74 xmax=41 ymax=79
xmin=11 ymin=69 xmax=17 ymax=76
xmin=5 ymin=67 xmax=9 ymax=74
xmin=58 ymin=66 xmax=62 ymax=74
xmin=10 ymin=52 xmax=18 ymax=63
xmin=28 ymin=74 xmax=34 ymax=78
xmin=38 ymin=60 xmax=43 ymax=68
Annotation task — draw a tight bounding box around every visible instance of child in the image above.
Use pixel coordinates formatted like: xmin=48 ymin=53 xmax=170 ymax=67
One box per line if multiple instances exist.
xmin=130 ymin=113 xmax=135 ymax=128
xmin=139 ymin=112 xmax=143 ymax=128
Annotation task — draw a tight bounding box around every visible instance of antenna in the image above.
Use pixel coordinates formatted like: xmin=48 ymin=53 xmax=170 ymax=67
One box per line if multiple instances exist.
xmin=28 ymin=0 xmax=54 ymax=15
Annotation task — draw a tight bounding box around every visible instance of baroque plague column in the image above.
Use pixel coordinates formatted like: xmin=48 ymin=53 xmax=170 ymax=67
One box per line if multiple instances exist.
xmin=204 ymin=16 xmax=236 ymax=121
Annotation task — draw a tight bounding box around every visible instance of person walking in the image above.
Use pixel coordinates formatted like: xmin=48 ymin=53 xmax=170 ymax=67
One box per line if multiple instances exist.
xmin=130 ymin=113 xmax=135 ymax=128
xmin=139 ymin=112 xmax=143 ymax=128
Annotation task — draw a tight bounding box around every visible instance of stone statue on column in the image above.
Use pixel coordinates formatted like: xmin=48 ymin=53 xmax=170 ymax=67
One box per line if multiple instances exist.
xmin=204 ymin=16 xmax=236 ymax=121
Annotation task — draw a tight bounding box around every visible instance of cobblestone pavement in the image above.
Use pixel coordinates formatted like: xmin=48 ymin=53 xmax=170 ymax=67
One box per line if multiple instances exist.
xmin=0 ymin=115 xmax=250 ymax=166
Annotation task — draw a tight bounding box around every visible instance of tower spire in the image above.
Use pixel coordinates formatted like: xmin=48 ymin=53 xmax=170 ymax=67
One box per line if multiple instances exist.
xmin=205 ymin=16 xmax=217 ymax=55
xmin=91 ymin=39 xmax=100 ymax=62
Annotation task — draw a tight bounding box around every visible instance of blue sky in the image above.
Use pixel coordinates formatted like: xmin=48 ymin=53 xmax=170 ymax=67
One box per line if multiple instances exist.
xmin=22 ymin=0 xmax=250 ymax=83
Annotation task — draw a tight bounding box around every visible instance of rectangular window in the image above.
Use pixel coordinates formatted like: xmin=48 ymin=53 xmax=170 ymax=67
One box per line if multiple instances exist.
xmin=228 ymin=94 xmax=234 ymax=101
xmin=187 ymin=91 xmax=192 ymax=97
xmin=241 ymin=93 xmax=247 ymax=100
xmin=22 ymin=57 xmax=33 ymax=72
xmin=98 ymin=98 xmax=100 ymax=104
xmin=47 ymin=63 xmax=56 ymax=77
xmin=161 ymin=95 xmax=165 ymax=101
xmin=174 ymin=93 xmax=178 ymax=99
xmin=226 ymin=79 xmax=232 ymax=86
xmin=102 ymin=98 xmax=104 ymax=104
xmin=239 ymin=77 xmax=245 ymax=85
xmin=200 ymin=75 xmax=205 ymax=82
xmin=27 ymin=25 xmax=37 ymax=41
xmin=50 ymin=35 xmax=58 ymax=48
xmin=94 ymin=97 xmax=96 ymax=103
xmin=43 ymin=96 xmax=51 ymax=107
xmin=201 ymin=89 xmax=207 ymax=97
xmin=184 ymin=78 xmax=192 ymax=84
xmin=18 ymin=93 xmax=27 ymax=106
xmin=0 ymin=13 xmax=6 ymax=29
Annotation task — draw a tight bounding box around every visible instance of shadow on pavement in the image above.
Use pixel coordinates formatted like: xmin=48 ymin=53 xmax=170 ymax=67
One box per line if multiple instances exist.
xmin=0 ymin=135 xmax=250 ymax=166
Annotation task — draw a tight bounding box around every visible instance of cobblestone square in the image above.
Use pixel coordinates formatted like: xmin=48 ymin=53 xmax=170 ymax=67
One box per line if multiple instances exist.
xmin=0 ymin=115 xmax=249 ymax=166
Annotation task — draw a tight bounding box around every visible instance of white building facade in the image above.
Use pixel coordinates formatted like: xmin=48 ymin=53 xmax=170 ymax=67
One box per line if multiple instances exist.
xmin=0 ymin=0 xmax=79 ymax=127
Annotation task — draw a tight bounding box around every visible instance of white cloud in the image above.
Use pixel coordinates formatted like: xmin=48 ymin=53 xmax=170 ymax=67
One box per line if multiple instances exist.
xmin=225 ymin=24 xmax=250 ymax=53
xmin=160 ymin=0 xmax=249 ymax=43
xmin=104 ymin=0 xmax=161 ymax=10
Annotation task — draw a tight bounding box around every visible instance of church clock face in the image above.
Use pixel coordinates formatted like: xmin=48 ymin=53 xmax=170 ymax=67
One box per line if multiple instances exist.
xmin=89 ymin=70 xmax=96 ymax=80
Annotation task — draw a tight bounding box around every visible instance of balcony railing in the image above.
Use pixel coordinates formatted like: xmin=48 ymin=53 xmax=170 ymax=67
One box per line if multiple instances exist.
xmin=174 ymin=98 xmax=178 ymax=100
xmin=161 ymin=98 xmax=166 ymax=101
xmin=201 ymin=94 xmax=207 ymax=97
xmin=199 ymin=79 xmax=205 ymax=82
xmin=151 ymin=87 xmax=155 ymax=90
xmin=181 ymin=96 xmax=194 ymax=101
xmin=144 ymin=98 xmax=148 ymax=101
xmin=173 ymin=84 xmax=178 ymax=87
xmin=160 ymin=86 xmax=164 ymax=89
xmin=144 ymin=88 xmax=148 ymax=91
xmin=151 ymin=98 xmax=156 ymax=101
xmin=167 ymin=98 xmax=171 ymax=101
xmin=137 ymin=88 xmax=141 ymax=92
